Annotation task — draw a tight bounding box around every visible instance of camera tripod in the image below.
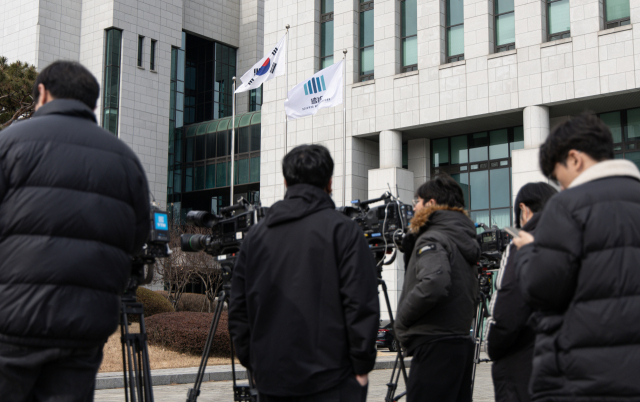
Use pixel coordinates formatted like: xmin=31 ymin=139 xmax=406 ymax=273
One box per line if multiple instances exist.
xmin=372 ymin=248 xmax=410 ymax=402
xmin=120 ymin=257 xmax=156 ymax=402
xmin=186 ymin=255 xmax=258 ymax=402
xmin=470 ymin=263 xmax=496 ymax=399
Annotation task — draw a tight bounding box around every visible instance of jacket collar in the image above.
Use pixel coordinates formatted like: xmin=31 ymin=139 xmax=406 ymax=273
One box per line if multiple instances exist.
xmin=409 ymin=204 xmax=467 ymax=234
xmin=568 ymin=159 xmax=640 ymax=189
xmin=31 ymin=99 xmax=97 ymax=123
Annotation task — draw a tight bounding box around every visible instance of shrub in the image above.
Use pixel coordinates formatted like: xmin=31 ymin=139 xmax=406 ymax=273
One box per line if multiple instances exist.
xmin=129 ymin=287 xmax=174 ymax=323
xmin=146 ymin=312 xmax=231 ymax=357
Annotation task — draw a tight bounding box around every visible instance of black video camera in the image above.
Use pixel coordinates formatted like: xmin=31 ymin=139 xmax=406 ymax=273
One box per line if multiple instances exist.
xmin=338 ymin=192 xmax=414 ymax=255
xmin=128 ymin=203 xmax=172 ymax=291
xmin=180 ymin=198 xmax=268 ymax=257
xmin=475 ymin=223 xmax=512 ymax=263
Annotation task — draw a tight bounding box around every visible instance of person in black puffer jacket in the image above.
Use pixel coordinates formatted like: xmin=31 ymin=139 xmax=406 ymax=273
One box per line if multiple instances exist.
xmin=0 ymin=61 xmax=150 ymax=401
xmin=486 ymin=182 xmax=557 ymax=402
xmin=513 ymin=112 xmax=640 ymax=402
xmin=395 ymin=174 xmax=480 ymax=402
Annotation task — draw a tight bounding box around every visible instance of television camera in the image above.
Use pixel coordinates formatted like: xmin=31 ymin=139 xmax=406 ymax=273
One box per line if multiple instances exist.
xmin=121 ymin=203 xmax=172 ymax=402
xmin=179 ymin=198 xmax=268 ymax=402
xmin=338 ymin=191 xmax=414 ymax=264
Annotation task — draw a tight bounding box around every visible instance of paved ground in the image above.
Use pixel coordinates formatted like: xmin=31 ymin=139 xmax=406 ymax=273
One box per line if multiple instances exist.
xmin=95 ymin=359 xmax=495 ymax=402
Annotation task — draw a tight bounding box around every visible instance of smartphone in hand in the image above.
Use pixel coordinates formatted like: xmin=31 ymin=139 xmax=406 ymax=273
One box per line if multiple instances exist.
xmin=504 ymin=226 xmax=521 ymax=238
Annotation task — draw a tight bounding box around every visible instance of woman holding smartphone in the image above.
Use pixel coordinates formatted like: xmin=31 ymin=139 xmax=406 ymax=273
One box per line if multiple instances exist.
xmin=485 ymin=182 xmax=557 ymax=402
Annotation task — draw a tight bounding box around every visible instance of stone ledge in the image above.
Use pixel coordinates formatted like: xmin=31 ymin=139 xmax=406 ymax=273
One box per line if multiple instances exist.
xmin=439 ymin=60 xmax=466 ymax=70
xmin=540 ymin=37 xmax=572 ymax=48
xmin=487 ymin=49 xmax=517 ymax=60
xmin=598 ymin=24 xmax=632 ymax=36
xmin=95 ymin=355 xmax=412 ymax=390
xmin=351 ymin=79 xmax=375 ymax=89
xmin=393 ymin=70 xmax=419 ymax=80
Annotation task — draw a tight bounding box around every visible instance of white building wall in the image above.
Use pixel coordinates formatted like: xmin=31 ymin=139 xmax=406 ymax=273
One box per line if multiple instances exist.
xmin=0 ymin=0 xmax=40 ymax=66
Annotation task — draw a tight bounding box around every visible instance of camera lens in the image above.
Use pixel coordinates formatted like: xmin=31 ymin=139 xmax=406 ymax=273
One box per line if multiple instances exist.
xmin=180 ymin=234 xmax=209 ymax=252
xmin=186 ymin=211 xmax=218 ymax=228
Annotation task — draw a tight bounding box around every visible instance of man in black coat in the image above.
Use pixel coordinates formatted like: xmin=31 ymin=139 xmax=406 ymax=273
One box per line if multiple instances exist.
xmin=513 ymin=112 xmax=640 ymax=402
xmin=486 ymin=182 xmax=557 ymax=402
xmin=0 ymin=61 xmax=150 ymax=401
xmin=395 ymin=175 xmax=480 ymax=402
xmin=229 ymin=144 xmax=379 ymax=402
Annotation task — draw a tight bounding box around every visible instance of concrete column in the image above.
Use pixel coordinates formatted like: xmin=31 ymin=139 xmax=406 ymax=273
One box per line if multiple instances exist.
xmin=408 ymin=138 xmax=430 ymax=191
xmin=512 ymin=105 xmax=551 ymax=201
xmin=380 ymin=130 xmax=403 ymax=168
xmin=523 ymin=105 xmax=550 ymax=148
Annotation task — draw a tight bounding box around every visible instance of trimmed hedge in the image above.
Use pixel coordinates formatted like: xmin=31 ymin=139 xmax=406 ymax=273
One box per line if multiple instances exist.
xmin=154 ymin=291 xmax=227 ymax=312
xmin=146 ymin=312 xmax=231 ymax=357
xmin=130 ymin=287 xmax=174 ymax=323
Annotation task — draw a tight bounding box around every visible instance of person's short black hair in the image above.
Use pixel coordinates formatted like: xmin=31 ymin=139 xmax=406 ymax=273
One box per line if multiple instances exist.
xmin=513 ymin=182 xmax=558 ymax=228
xmin=539 ymin=112 xmax=614 ymax=179
xmin=282 ymin=144 xmax=334 ymax=189
xmin=32 ymin=61 xmax=100 ymax=110
xmin=415 ymin=174 xmax=465 ymax=209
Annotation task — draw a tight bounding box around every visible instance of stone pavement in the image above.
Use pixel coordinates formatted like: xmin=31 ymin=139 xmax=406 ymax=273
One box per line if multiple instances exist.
xmin=95 ymin=355 xmax=495 ymax=401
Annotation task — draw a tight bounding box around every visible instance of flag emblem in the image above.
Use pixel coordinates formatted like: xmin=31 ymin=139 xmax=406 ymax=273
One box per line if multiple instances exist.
xmin=256 ymin=58 xmax=271 ymax=76
xmin=304 ymin=76 xmax=327 ymax=95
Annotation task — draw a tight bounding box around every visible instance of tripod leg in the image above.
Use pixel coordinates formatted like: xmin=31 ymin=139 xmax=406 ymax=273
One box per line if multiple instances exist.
xmin=470 ymin=293 xmax=488 ymax=400
xmin=186 ymin=289 xmax=229 ymax=402
xmin=379 ymin=279 xmax=409 ymax=401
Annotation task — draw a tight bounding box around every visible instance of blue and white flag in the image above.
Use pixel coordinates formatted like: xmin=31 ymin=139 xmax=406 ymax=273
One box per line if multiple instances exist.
xmin=284 ymin=60 xmax=343 ymax=121
xmin=235 ymin=34 xmax=287 ymax=93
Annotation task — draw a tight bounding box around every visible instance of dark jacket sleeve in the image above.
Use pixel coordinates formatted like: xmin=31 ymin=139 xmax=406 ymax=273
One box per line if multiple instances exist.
xmin=337 ymin=222 xmax=380 ymax=375
xmin=0 ymin=158 xmax=6 ymax=204
xmin=396 ymin=239 xmax=452 ymax=329
xmin=486 ymin=245 xmax=531 ymax=361
xmin=128 ymin=157 xmax=151 ymax=254
xmin=229 ymin=239 xmax=252 ymax=371
xmin=515 ymin=198 xmax=581 ymax=312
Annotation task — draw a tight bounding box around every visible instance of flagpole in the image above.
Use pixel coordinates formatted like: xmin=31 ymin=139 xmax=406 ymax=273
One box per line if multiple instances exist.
xmin=342 ymin=49 xmax=347 ymax=207
xmin=285 ymin=24 xmax=290 ymax=153
xmin=230 ymin=77 xmax=236 ymax=206
xmin=284 ymin=24 xmax=290 ymax=199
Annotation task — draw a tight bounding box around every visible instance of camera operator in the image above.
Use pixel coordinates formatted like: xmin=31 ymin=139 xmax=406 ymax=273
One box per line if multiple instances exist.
xmin=228 ymin=144 xmax=379 ymax=402
xmin=395 ymin=174 xmax=480 ymax=402
xmin=486 ymin=182 xmax=556 ymax=402
xmin=513 ymin=112 xmax=640 ymax=401
xmin=0 ymin=61 xmax=150 ymax=401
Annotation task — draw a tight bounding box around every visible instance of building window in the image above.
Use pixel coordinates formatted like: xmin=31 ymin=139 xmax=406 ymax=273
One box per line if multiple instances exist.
xmin=150 ymin=39 xmax=157 ymax=71
xmin=182 ymin=114 xmax=261 ymax=193
xmin=184 ymin=33 xmax=237 ymax=125
xmin=431 ymin=126 xmax=524 ymax=230
xmin=360 ymin=0 xmax=374 ymax=81
xmin=168 ymin=34 xmax=185 ymax=202
xmin=321 ymin=0 xmax=334 ymax=69
xmin=249 ymin=87 xmax=262 ymax=111
xmin=495 ymin=0 xmax=515 ymax=53
xmin=604 ymin=0 xmax=631 ymax=28
xmin=103 ymin=28 xmax=122 ymax=136
xmin=600 ymin=108 xmax=640 ymax=170
xmin=446 ymin=0 xmax=464 ymax=63
xmin=401 ymin=0 xmax=418 ymax=72
xmin=547 ymin=0 xmax=570 ymax=41
xmin=137 ymin=35 xmax=145 ymax=67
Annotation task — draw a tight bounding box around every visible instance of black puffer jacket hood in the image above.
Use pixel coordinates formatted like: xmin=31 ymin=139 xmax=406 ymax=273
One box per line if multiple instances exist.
xmin=262 ymin=183 xmax=335 ymax=227
xmin=0 ymin=99 xmax=150 ymax=348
